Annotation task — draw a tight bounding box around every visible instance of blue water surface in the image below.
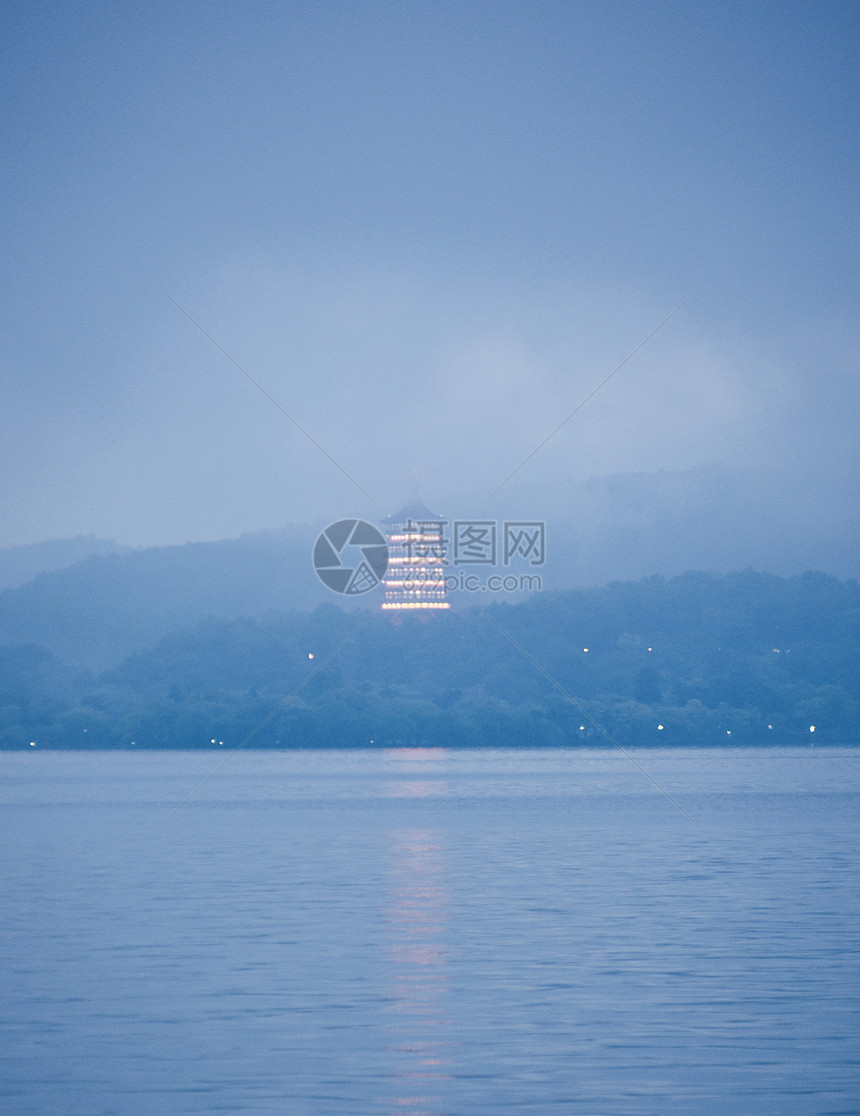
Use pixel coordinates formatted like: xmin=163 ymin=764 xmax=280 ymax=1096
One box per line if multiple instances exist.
xmin=1 ymin=747 xmax=858 ymax=1115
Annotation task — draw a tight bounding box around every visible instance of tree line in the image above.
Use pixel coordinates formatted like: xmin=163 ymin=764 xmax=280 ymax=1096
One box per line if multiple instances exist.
xmin=2 ymin=570 xmax=858 ymax=748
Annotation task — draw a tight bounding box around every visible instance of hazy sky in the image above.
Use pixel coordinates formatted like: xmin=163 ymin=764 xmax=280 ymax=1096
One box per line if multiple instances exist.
xmin=2 ymin=1 xmax=857 ymax=563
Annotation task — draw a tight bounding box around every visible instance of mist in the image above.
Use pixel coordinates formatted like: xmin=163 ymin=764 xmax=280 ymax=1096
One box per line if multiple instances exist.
xmin=1 ymin=2 xmax=856 ymax=573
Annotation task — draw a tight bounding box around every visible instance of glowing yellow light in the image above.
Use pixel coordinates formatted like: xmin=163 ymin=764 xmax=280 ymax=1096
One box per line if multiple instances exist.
xmin=381 ymin=601 xmax=451 ymax=610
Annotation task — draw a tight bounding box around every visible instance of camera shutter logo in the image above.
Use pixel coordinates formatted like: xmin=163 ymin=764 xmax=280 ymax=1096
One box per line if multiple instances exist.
xmin=313 ymin=519 xmax=389 ymax=595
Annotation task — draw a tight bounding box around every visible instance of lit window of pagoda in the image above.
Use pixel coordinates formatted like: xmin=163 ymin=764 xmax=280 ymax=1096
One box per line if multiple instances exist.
xmin=380 ymin=501 xmax=451 ymax=611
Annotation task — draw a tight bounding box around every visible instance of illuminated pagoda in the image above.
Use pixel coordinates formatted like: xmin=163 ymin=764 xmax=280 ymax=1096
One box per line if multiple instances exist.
xmin=381 ymin=500 xmax=451 ymax=611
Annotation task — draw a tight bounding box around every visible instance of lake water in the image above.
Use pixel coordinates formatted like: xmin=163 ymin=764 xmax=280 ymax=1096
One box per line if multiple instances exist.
xmin=1 ymin=747 xmax=858 ymax=1115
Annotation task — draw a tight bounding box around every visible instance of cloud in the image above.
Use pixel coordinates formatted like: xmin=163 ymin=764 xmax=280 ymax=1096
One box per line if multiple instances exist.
xmin=2 ymin=253 xmax=855 ymax=563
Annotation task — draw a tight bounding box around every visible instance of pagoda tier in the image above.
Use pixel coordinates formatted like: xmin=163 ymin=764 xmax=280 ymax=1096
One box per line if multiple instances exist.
xmin=381 ymin=502 xmax=451 ymax=611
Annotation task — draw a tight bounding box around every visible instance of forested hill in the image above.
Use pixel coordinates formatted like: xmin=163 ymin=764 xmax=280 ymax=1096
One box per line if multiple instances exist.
xmin=2 ymin=570 xmax=858 ymax=749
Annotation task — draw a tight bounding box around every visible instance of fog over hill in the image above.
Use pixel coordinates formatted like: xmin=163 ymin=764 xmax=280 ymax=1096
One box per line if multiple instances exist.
xmin=555 ymin=465 xmax=859 ymax=585
xmin=0 ymin=528 xmax=330 ymax=669
xmin=0 ymin=536 xmax=129 ymax=592
xmin=0 ymin=464 xmax=856 ymax=671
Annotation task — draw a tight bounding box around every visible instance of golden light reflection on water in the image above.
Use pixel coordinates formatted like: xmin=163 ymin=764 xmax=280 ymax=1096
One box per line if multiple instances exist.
xmin=381 ymin=750 xmax=454 ymax=1115
xmin=383 ymin=747 xmax=450 ymax=800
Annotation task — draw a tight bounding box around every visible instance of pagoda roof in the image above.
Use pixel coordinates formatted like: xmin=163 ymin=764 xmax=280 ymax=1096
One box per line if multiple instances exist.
xmin=381 ymin=499 xmax=444 ymax=525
